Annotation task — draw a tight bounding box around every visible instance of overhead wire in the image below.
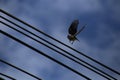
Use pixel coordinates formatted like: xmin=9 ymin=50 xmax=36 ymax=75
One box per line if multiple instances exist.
xmin=0 ymin=59 xmax=42 ymax=80
xmin=0 ymin=77 xmax=5 ymax=80
xmin=0 ymin=30 xmax=91 ymax=80
xmin=0 ymin=9 xmax=118 ymax=79
xmin=0 ymin=17 xmax=117 ymax=80
xmin=0 ymin=73 xmax=16 ymax=80
xmin=0 ymin=9 xmax=119 ymax=76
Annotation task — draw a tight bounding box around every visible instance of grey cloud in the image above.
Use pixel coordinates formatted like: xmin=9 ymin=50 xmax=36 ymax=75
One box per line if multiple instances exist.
xmin=0 ymin=0 xmax=120 ymax=80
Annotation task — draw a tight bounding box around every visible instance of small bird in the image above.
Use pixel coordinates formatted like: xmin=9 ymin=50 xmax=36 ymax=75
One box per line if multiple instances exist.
xmin=67 ymin=20 xmax=86 ymax=44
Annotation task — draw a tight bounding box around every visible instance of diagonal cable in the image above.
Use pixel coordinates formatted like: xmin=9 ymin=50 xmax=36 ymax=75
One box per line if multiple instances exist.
xmin=0 ymin=59 xmax=42 ymax=80
xmin=0 ymin=73 xmax=16 ymax=80
xmin=0 ymin=9 xmax=119 ymax=76
xmin=0 ymin=18 xmax=117 ymax=80
xmin=0 ymin=30 xmax=91 ymax=80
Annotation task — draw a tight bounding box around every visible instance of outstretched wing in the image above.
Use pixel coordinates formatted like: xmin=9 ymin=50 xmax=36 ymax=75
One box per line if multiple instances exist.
xmin=68 ymin=20 xmax=79 ymax=35
xmin=75 ymin=24 xmax=86 ymax=36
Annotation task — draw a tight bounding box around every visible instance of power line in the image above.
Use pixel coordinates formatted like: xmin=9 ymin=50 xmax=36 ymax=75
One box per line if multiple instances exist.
xmin=0 ymin=73 xmax=16 ymax=80
xmin=0 ymin=18 xmax=117 ymax=80
xmin=0 ymin=9 xmax=119 ymax=76
xmin=0 ymin=59 xmax=42 ymax=80
xmin=0 ymin=77 xmax=5 ymax=80
xmin=0 ymin=30 xmax=91 ymax=80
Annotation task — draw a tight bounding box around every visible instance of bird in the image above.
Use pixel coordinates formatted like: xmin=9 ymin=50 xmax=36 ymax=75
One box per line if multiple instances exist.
xmin=67 ymin=20 xmax=86 ymax=44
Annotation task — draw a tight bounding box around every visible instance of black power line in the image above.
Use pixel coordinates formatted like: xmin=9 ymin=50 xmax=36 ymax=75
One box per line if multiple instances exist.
xmin=0 ymin=30 xmax=91 ymax=80
xmin=0 ymin=59 xmax=42 ymax=80
xmin=0 ymin=73 xmax=16 ymax=80
xmin=0 ymin=9 xmax=119 ymax=76
xmin=0 ymin=18 xmax=117 ymax=80
xmin=0 ymin=77 xmax=5 ymax=80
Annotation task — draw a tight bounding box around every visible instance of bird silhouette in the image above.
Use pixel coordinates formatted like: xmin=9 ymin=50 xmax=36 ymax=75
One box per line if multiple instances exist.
xmin=67 ymin=20 xmax=86 ymax=44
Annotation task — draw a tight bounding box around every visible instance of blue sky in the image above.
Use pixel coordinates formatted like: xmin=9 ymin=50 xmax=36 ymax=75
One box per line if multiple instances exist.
xmin=0 ymin=0 xmax=120 ymax=80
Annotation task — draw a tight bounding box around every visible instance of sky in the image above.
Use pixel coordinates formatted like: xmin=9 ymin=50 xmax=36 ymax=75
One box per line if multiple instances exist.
xmin=0 ymin=0 xmax=120 ymax=80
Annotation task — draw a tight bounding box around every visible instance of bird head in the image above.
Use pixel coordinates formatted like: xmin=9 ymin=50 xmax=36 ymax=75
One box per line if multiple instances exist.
xmin=73 ymin=20 xmax=79 ymax=25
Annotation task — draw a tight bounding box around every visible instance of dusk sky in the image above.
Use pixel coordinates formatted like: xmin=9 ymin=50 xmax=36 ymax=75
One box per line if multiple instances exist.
xmin=0 ymin=0 xmax=120 ymax=80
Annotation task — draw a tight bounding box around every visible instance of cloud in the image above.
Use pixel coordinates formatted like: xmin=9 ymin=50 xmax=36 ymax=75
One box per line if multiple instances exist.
xmin=0 ymin=0 xmax=120 ymax=80
xmin=53 ymin=0 xmax=102 ymax=13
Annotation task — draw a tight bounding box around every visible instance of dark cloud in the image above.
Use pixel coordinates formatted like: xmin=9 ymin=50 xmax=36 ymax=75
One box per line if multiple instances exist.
xmin=0 ymin=0 xmax=120 ymax=80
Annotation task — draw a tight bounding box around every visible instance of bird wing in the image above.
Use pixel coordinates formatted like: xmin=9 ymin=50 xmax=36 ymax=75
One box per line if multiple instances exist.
xmin=68 ymin=20 xmax=79 ymax=35
xmin=75 ymin=24 xmax=86 ymax=36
